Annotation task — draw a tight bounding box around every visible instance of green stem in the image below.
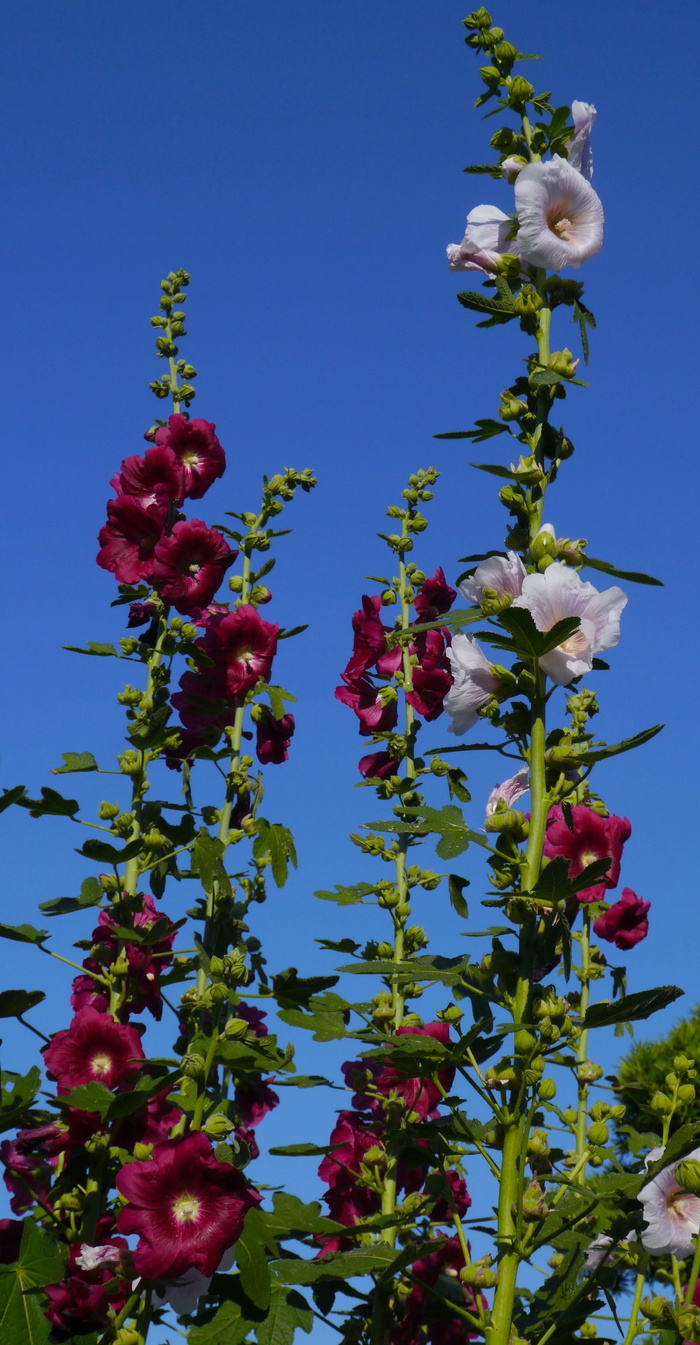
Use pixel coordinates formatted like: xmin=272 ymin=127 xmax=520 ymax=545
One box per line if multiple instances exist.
xmin=123 ymin=613 xmax=170 ymax=899
xmin=575 ymin=910 xmax=591 ymax=1170
xmin=622 ymin=1273 xmax=646 ymax=1345
xmin=685 ymin=1236 xmax=700 ymax=1306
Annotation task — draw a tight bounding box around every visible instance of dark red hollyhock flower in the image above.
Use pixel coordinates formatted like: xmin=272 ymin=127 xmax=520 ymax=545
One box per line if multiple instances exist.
xmin=431 ymin=1169 xmax=472 ymax=1223
xmin=70 ymin=975 xmax=109 ymax=1014
xmin=0 ymin=1219 xmax=23 ymax=1264
xmin=118 ymin=1089 xmax=182 ymax=1151
xmin=335 ymin=674 xmax=399 ymax=736
xmin=43 ymin=1007 xmax=145 ymax=1094
xmin=81 ymin=896 xmax=177 ymax=1022
xmin=234 ymin=1077 xmax=280 ymax=1127
xmin=235 ymin=1125 xmax=260 ymax=1162
xmin=344 ymin=595 xmax=390 ymax=679
xmin=0 ymin=1125 xmax=59 ymax=1214
xmin=110 ymin=445 xmax=185 ymax=506
xmin=45 ymin=1240 xmax=128 ymax=1344
xmin=359 ymin=751 xmax=401 ymax=780
xmin=376 ymin=1023 xmax=455 ymax=1119
xmin=172 ymin=664 xmax=233 ymax=734
xmin=255 ymin=707 xmax=295 ymax=764
xmin=413 ymin=568 xmax=457 ymax=620
xmin=127 ymin=600 xmax=158 ymax=629
xmin=317 ymin=1111 xmax=383 ymax=1253
xmin=153 ymin=415 xmax=226 ymax=500
xmin=153 ymin=519 xmax=237 ymax=615
xmin=96 ymin=496 xmax=167 ymax=584
xmin=406 ymin=666 xmax=453 ymax=722
xmin=202 ymin=605 xmax=279 ymax=699
xmin=593 ymin=888 xmax=650 ymax=951
xmin=389 ymin=1238 xmax=481 ymax=1345
xmin=544 ymin=804 xmax=632 ymax=903
xmin=116 ymin=1131 xmax=262 ymax=1279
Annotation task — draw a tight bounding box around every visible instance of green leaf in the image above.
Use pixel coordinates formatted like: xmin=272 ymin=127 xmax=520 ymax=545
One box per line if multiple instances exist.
xmin=469 ymin=462 xmax=521 ymax=480
xmin=583 ymin=986 xmax=683 ymax=1030
xmin=253 ymin=821 xmax=297 ymax=888
xmin=256 ymin=1283 xmax=313 ymax=1345
xmin=271 ymin=1246 xmax=398 ymax=1285
xmin=63 ymin=641 xmax=119 ymax=657
xmin=531 ymin=856 xmax=612 ymax=905
xmin=188 ymin=1300 xmax=254 ymax=1345
xmin=51 ymin=752 xmax=98 ymax=774
xmin=16 ymin=788 xmax=79 ymax=819
xmin=57 ymin=1082 xmax=115 ymax=1117
xmin=277 ymin=625 xmax=309 ymax=641
xmin=0 ymin=1221 xmax=67 ymax=1345
xmin=576 ymin=723 xmax=664 ymax=766
xmin=456 ymin=289 xmax=516 ymax=317
xmin=268 ymin=1142 xmax=330 ymax=1158
xmin=77 ymin=838 xmax=143 ymax=866
xmin=0 ymin=1067 xmax=42 ymax=1132
xmin=0 ymin=787 xmax=27 ymax=815
xmin=497 ymin=608 xmax=582 ymax=660
xmin=272 ymin=968 xmax=339 ymax=1009
xmin=371 ymin=804 xmax=490 ymax=861
xmin=434 ymin=420 xmax=509 ymax=443
xmin=314 ymin=882 xmax=377 ymax=906
xmin=0 ymin=991 xmax=45 ymax=1019
xmin=237 ymin=1211 xmax=272 ymax=1311
xmin=40 ymin=877 xmax=103 ymax=917
xmin=462 ymin=162 xmax=503 ymax=175
xmin=192 ymin=829 xmax=232 ymax=897
xmin=448 ymin=875 xmax=469 ymax=919
xmin=582 ymin=555 xmax=663 ymax=587
xmin=0 ymin=923 xmax=48 ymax=946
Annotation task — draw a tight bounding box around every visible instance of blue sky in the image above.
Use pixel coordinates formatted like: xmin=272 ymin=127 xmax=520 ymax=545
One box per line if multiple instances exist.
xmin=1 ymin=0 xmax=699 ymax=1335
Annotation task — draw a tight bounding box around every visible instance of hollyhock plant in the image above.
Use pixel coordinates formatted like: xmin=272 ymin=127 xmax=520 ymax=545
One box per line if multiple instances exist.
xmin=638 ymin=1148 xmax=700 ymax=1257
xmin=413 ymin=567 xmax=457 ymax=619
xmin=0 ymin=1125 xmax=58 ymax=1214
xmin=444 ymin=634 xmax=500 ymax=735
xmin=111 ymin=444 xmax=185 ymax=505
xmin=0 ymin=1218 xmax=23 ymax=1264
xmin=544 ymin=804 xmax=631 ymax=902
xmin=45 ymin=1241 xmax=129 ymax=1343
xmin=80 ymin=896 xmax=177 ymax=1021
xmin=567 ymin=100 xmax=597 ymax=179
xmin=345 ymin=595 xmax=391 ymax=679
xmin=152 ymin=518 xmax=237 ymax=614
xmin=152 ymin=414 xmax=226 ymax=499
xmin=255 ymin=707 xmax=296 ymax=764
xmin=460 ymin=551 xmax=526 ymax=607
xmin=406 ymin=664 xmax=453 ymax=721
xmin=116 ymin=1131 xmax=262 ymax=1279
xmin=155 ymin=1247 xmax=236 ymax=1317
xmin=359 ymin=750 xmax=401 ymax=780
xmin=127 ymin=599 xmax=158 ymax=629
xmin=335 ymin=673 xmax=399 ymax=735
xmin=118 ymin=1088 xmax=182 ymax=1151
xmin=375 ymin=1022 xmax=455 ymax=1119
xmin=514 ymin=156 xmax=604 ymax=271
xmin=96 ymin=495 xmax=167 ymax=584
xmin=447 ymin=204 xmax=517 ymax=274
xmin=43 ymin=1007 xmax=145 ymax=1094
xmin=202 ymin=604 xmax=279 ymax=699
xmin=512 ymin=563 xmax=627 ymax=685
xmin=593 ymin=888 xmax=650 ymax=950
xmin=389 ymin=1238 xmax=482 ymax=1345
xmin=485 ymin=766 xmax=530 ymax=816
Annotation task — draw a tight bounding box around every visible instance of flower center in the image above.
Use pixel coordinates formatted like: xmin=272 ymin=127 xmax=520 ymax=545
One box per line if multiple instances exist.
xmin=173 ymin=1194 xmax=201 ymax=1223
xmin=558 ymin=628 xmax=588 ymax=656
xmin=580 ymin=849 xmax=598 ymax=867
xmin=181 ymin=450 xmax=200 ymax=468
xmin=546 ymin=204 xmax=576 ymax=240
xmin=188 ymin=562 xmax=201 ymax=575
xmin=90 ymin=1053 xmax=112 ymax=1077
xmin=668 ymin=1189 xmax=699 ymax=1224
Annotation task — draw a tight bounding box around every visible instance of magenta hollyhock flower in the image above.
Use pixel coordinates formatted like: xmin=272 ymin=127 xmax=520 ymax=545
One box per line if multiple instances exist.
xmin=344 ymin=595 xmax=391 ymax=679
xmin=255 ymin=707 xmax=295 ymax=764
xmin=389 ymin=1238 xmax=481 ymax=1345
xmin=96 ymin=496 xmax=167 ymax=584
xmin=447 ymin=205 xmax=517 ymax=274
xmin=118 ymin=1089 xmax=182 ymax=1151
xmin=70 ymin=976 xmax=109 ymax=1014
xmin=172 ymin=665 xmax=233 ymax=734
xmin=202 ymin=605 xmax=279 ymax=699
xmin=111 ymin=445 xmax=185 ymax=506
xmin=45 ymin=1241 xmax=129 ymax=1343
xmin=153 ymin=415 xmax=226 ymax=500
xmin=515 ymin=156 xmax=604 ymax=270
xmin=116 ymin=1131 xmax=261 ymax=1279
xmin=152 ymin=519 xmax=237 ymax=615
xmin=81 ymin=896 xmax=177 ymax=1022
xmin=0 ymin=1219 xmax=23 ymax=1265
xmin=413 ymin=568 xmax=456 ymax=619
xmin=127 ymin=600 xmax=158 ymax=629
xmin=319 ymin=1111 xmax=384 ymax=1190
xmin=335 ymin=674 xmax=398 ymax=736
xmin=0 ymin=1126 xmax=58 ymax=1214
xmin=544 ymin=804 xmax=631 ymax=902
xmin=432 ymin=1169 xmax=472 ymax=1223
xmin=358 ymin=751 xmax=401 ymax=780
xmin=593 ymin=888 xmax=650 ymax=950
xmin=234 ymin=1078 xmax=280 ymax=1128
xmin=375 ymin=1022 xmax=455 ymax=1119
xmin=406 ymin=665 xmax=453 ymax=721
xmin=43 ymin=1007 xmax=145 ymax=1094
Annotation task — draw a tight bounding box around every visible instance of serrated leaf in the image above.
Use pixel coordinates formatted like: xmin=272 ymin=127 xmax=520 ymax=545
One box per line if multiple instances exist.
xmin=456 ymin=289 xmax=517 ymax=317
xmin=469 ymin=461 xmax=521 ymax=480
xmin=236 ymin=1211 xmax=271 ymax=1311
xmin=435 ymin=420 xmax=510 ymax=443
xmin=583 ymin=555 xmax=663 ymax=587
xmin=271 ymin=1246 xmax=398 ymax=1285
xmin=583 ymin=985 xmax=683 ymax=1030
xmin=256 ymin=1283 xmax=313 ymax=1345
xmin=314 ymin=882 xmax=376 ymax=906
xmin=0 ymin=990 xmax=45 ymax=1019
xmin=40 ymin=877 xmax=103 ymax=917
xmin=268 ymin=1142 xmax=331 ymax=1157
xmin=58 ymin=1082 xmax=115 ymax=1116
xmin=272 ymin=968 xmax=339 ymax=1009
xmin=253 ymin=821 xmax=297 ymax=888
xmin=188 ymin=1300 xmax=253 ymax=1345
xmin=52 ymin=752 xmax=98 ymax=774
xmin=0 ymin=1221 xmax=67 ymax=1345
xmin=63 ymin=642 xmax=119 ymax=657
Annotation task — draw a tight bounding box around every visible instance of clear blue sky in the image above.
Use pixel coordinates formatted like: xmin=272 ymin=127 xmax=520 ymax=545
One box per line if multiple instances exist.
xmin=1 ymin=1 xmax=698 ymax=1333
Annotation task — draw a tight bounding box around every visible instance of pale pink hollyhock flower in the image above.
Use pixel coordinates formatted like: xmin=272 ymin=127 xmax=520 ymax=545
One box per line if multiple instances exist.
xmin=584 ymin=1230 xmax=636 ymax=1271
xmin=447 ymin=205 xmax=516 ymax=274
xmin=75 ymin=1244 xmax=123 ymax=1272
xmin=515 ymin=156 xmax=604 ymax=271
xmin=512 ymin=564 xmax=627 ymax=685
xmin=485 ymin=766 xmax=530 ymax=817
xmin=501 ymin=156 xmax=526 ymax=181
xmin=567 ymin=101 xmax=597 ymax=179
xmin=460 ymin=551 xmax=526 ymax=606
xmin=155 ymin=1247 xmax=236 ymax=1316
xmin=639 ymin=1148 xmax=700 ymax=1257
xmin=444 ymin=636 xmax=500 ymax=735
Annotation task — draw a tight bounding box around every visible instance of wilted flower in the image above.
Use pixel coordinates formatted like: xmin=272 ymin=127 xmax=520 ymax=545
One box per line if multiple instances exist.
xmin=444 ymin=635 xmax=500 ymax=735
xmin=413 ymin=568 xmax=457 ymax=619
xmin=567 ymin=100 xmax=597 ymax=179
xmin=512 ymin=563 xmax=627 ymax=685
xmin=485 ymin=766 xmax=530 ymax=816
xmin=514 ymin=156 xmax=604 ymax=270
xmin=639 ymin=1148 xmax=700 ymax=1257
xmin=255 ymin=707 xmax=295 ymax=764
xmin=447 ymin=204 xmax=516 ymax=274
xmin=460 ymin=551 xmax=526 ymax=606
xmin=593 ymin=888 xmax=650 ymax=950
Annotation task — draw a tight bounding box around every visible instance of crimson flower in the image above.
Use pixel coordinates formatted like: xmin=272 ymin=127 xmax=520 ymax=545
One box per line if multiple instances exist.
xmin=43 ymin=1007 xmax=145 ymax=1094
xmin=593 ymin=888 xmax=650 ymax=950
xmin=406 ymin=666 xmax=453 ymax=721
xmin=344 ymin=595 xmax=391 ymax=679
xmin=153 ymin=519 xmax=237 ymax=615
xmin=317 ymin=1111 xmax=383 ymax=1253
xmin=96 ymin=496 xmax=167 ymax=584
xmin=388 ymin=1238 xmax=481 ymax=1345
xmin=0 ymin=1125 xmax=58 ymax=1214
xmin=118 ymin=1089 xmax=182 ymax=1151
xmin=80 ymin=896 xmax=177 ymax=1022
xmin=70 ymin=975 xmax=109 ymax=1015
xmin=234 ymin=1077 xmax=280 ymax=1127
xmin=172 ymin=665 xmax=234 ymax=734
xmin=335 ymin=674 xmax=398 ymax=735
xmin=0 ymin=1219 xmax=23 ymax=1265
xmin=127 ymin=600 xmax=158 ymax=629
xmin=116 ymin=1131 xmax=261 ymax=1279
xmin=413 ymin=567 xmax=457 ymax=619
xmin=543 ymin=804 xmax=631 ymax=902
xmin=431 ymin=1169 xmax=472 ymax=1222
xmin=375 ymin=1023 xmax=455 ymax=1119
xmin=45 ymin=1241 xmax=129 ymax=1343
xmin=153 ymin=415 xmax=226 ymax=499
xmin=358 ymin=751 xmax=401 ymax=780
xmin=202 ymin=605 xmax=278 ymax=699
xmin=255 ymin=708 xmax=295 ymax=764
xmin=111 ymin=445 xmax=185 ymax=506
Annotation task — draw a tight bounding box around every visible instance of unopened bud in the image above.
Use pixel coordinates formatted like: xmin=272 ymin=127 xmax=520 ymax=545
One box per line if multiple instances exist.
xmin=530 ymin=524 xmax=558 ymax=564
xmin=514 ymin=285 xmax=543 ymax=317
xmin=508 ymin=76 xmax=534 ymax=104
xmin=548 ymin=348 xmax=579 ymax=378
xmin=587 ymin=1122 xmax=609 ymax=1146
xmin=651 ymin=1091 xmax=673 ymax=1114
xmin=678 ymin=1084 xmax=696 ymax=1103
xmin=521 ymin=1179 xmax=548 ymax=1221
xmin=679 ymin=1308 xmax=700 ymax=1344
xmin=460 ymin=1256 xmax=499 ymax=1289
xmin=181 ymin=1054 xmax=205 ymax=1079
xmin=499 ymin=390 xmax=527 ymax=421
xmin=204 ymin=1113 xmax=235 ymax=1140
xmin=538 ymin=1078 xmax=557 ymax=1101
xmin=224 ymin=1017 xmax=251 ymax=1040
xmin=676 ymin=1160 xmax=700 ymax=1196
xmin=133 ymin=1142 xmax=153 ymax=1161
xmin=641 ymin=1296 xmax=674 ymax=1328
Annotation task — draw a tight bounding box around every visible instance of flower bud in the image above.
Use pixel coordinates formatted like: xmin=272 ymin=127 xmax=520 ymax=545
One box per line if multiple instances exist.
xmin=116 ymin=1329 xmax=143 ymax=1345
xmin=508 ymin=76 xmax=535 ymax=105
xmin=651 ymin=1091 xmax=673 ymax=1114
xmin=98 ymin=801 xmax=120 ymax=820
xmin=460 ymin=1256 xmax=499 ymax=1288
xmin=548 ymin=348 xmax=579 ymax=378
xmin=577 ymin=1060 xmax=603 ymax=1084
xmin=587 ymin=1122 xmax=609 ymax=1146
xmin=463 ymin=7 xmax=492 ymax=30
xmin=679 ymin=1309 xmax=700 ymax=1344
xmin=514 ymin=285 xmax=543 ymax=317
xmin=484 ymin=808 xmax=525 ymax=834
xmin=181 ymin=1054 xmax=206 ymax=1079
xmin=133 ymin=1142 xmax=153 ymax=1161
xmin=437 ymin=1003 xmax=464 ymax=1025
xmin=527 ymin=1129 xmax=549 ymax=1157
xmin=642 ymin=1297 xmax=674 ymax=1328
xmin=204 ymin=1112 xmax=235 ymax=1140
xmin=675 ymin=1055 xmax=695 ymax=1072
xmin=520 ymin=1180 xmax=548 ymax=1221
xmin=530 ymin=524 xmax=558 ymax=564
xmin=676 ymin=1160 xmax=700 ymax=1196
xmin=538 ymin=1078 xmax=557 ymax=1101
xmin=499 ymin=390 xmax=527 ymax=422
xmin=579 ymin=1325 xmax=596 ymax=1339
xmin=678 ymin=1084 xmax=697 ymax=1103
xmin=479 ymin=65 xmax=501 ymax=89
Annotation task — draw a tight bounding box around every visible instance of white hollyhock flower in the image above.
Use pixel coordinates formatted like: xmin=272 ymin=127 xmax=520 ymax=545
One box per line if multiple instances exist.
xmin=584 ymin=1230 xmax=636 ymax=1271
xmin=75 ymin=1244 xmax=122 ymax=1272
xmin=444 ymin=635 xmax=500 ymax=735
xmin=485 ymin=766 xmax=530 ymax=817
xmin=460 ymin=551 xmax=526 ymax=606
xmin=515 ymin=157 xmax=603 ymax=270
xmin=447 ymin=205 xmax=516 ymax=274
xmin=568 ymin=101 xmax=597 ymax=179
xmin=512 ymin=564 xmax=626 ymax=685
xmin=501 ymin=156 xmax=526 ymax=180
xmin=155 ymin=1247 xmax=236 ymax=1316
xmin=639 ymin=1149 xmax=700 ymax=1258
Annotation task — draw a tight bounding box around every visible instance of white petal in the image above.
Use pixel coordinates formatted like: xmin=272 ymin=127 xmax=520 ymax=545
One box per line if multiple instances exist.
xmin=515 ymin=157 xmax=603 ymax=270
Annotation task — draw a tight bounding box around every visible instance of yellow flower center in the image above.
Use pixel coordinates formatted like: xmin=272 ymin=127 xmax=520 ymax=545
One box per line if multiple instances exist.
xmin=173 ymin=1194 xmax=201 ymax=1223
xmin=546 ymin=204 xmax=576 ymax=240
xmin=558 ymin=628 xmax=588 ymax=657
xmin=90 ymin=1053 xmax=112 ymax=1077
xmin=181 ymin=450 xmax=200 ymax=467
xmin=580 ymin=850 xmax=598 ymax=867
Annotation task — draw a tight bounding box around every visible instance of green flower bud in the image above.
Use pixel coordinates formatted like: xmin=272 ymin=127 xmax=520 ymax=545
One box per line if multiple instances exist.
xmin=499 ymin=390 xmax=528 ymax=422
xmin=587 ymin=1121 xmax=609 ymax=1146
xmin=460 ymin=1256 xmax=499 ymax=1288
xmin=484 ymin=807 xmax=525 ymax=834
xmin=679 ymin=1308 xmax=700 ymax=1344
xmin=479 ymin=64 xmax=501 ymax=89
xmin=224 ymin=1017 xmax=251 ymax=1040
xmin=530 ymin=525 xmax=558 ymax=564
xmin=577 ymin=1060 xmax=603 ymax=1084
xmin=514 ymin=285 xmax=543 ymax=317
xmin=508 ymin=76 xmax=535 ymax=105
xmin=116 ymin=1329 xmax=143 ymax=1345
xmin=98 ymin=801 xmax=121 ymax=820
xmin=527 ymin=1129 xmax=549 ymax=1156
xmin=133 ymin=1142 xmax=153 ymax=1161
xmin=579 ymin=1324 xmax=597 ymax=1339
xmin=679 ymin=1084 xmax=697 ymax=1103
xmin=538 ymin=1078 xmax=557 ymax=1101
xmin=675 ymin=1055 xmax=695 ymax=1072
xmin=181 ymin=1054 xmax=206 ymax=1079
xmin=676 ymin=1159 xmax=700 ymax=1196
xmin=548 ymin=348 xmax=579 ymax=378
xmin=651 ymin=1091 xmax=673 ymax=1114
xmin=204 ymin=1112 xmax=235 ymax=1139
xmin=641 ymin=1296 xmax=675 ymax=1328
xmin=521 ymin=1180 xmax=548 ymax=1221
xmin=463 ymin=7 xmax=492 ymax=30
xmin=437 ymin=1003 xmax=464 ymax=1025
